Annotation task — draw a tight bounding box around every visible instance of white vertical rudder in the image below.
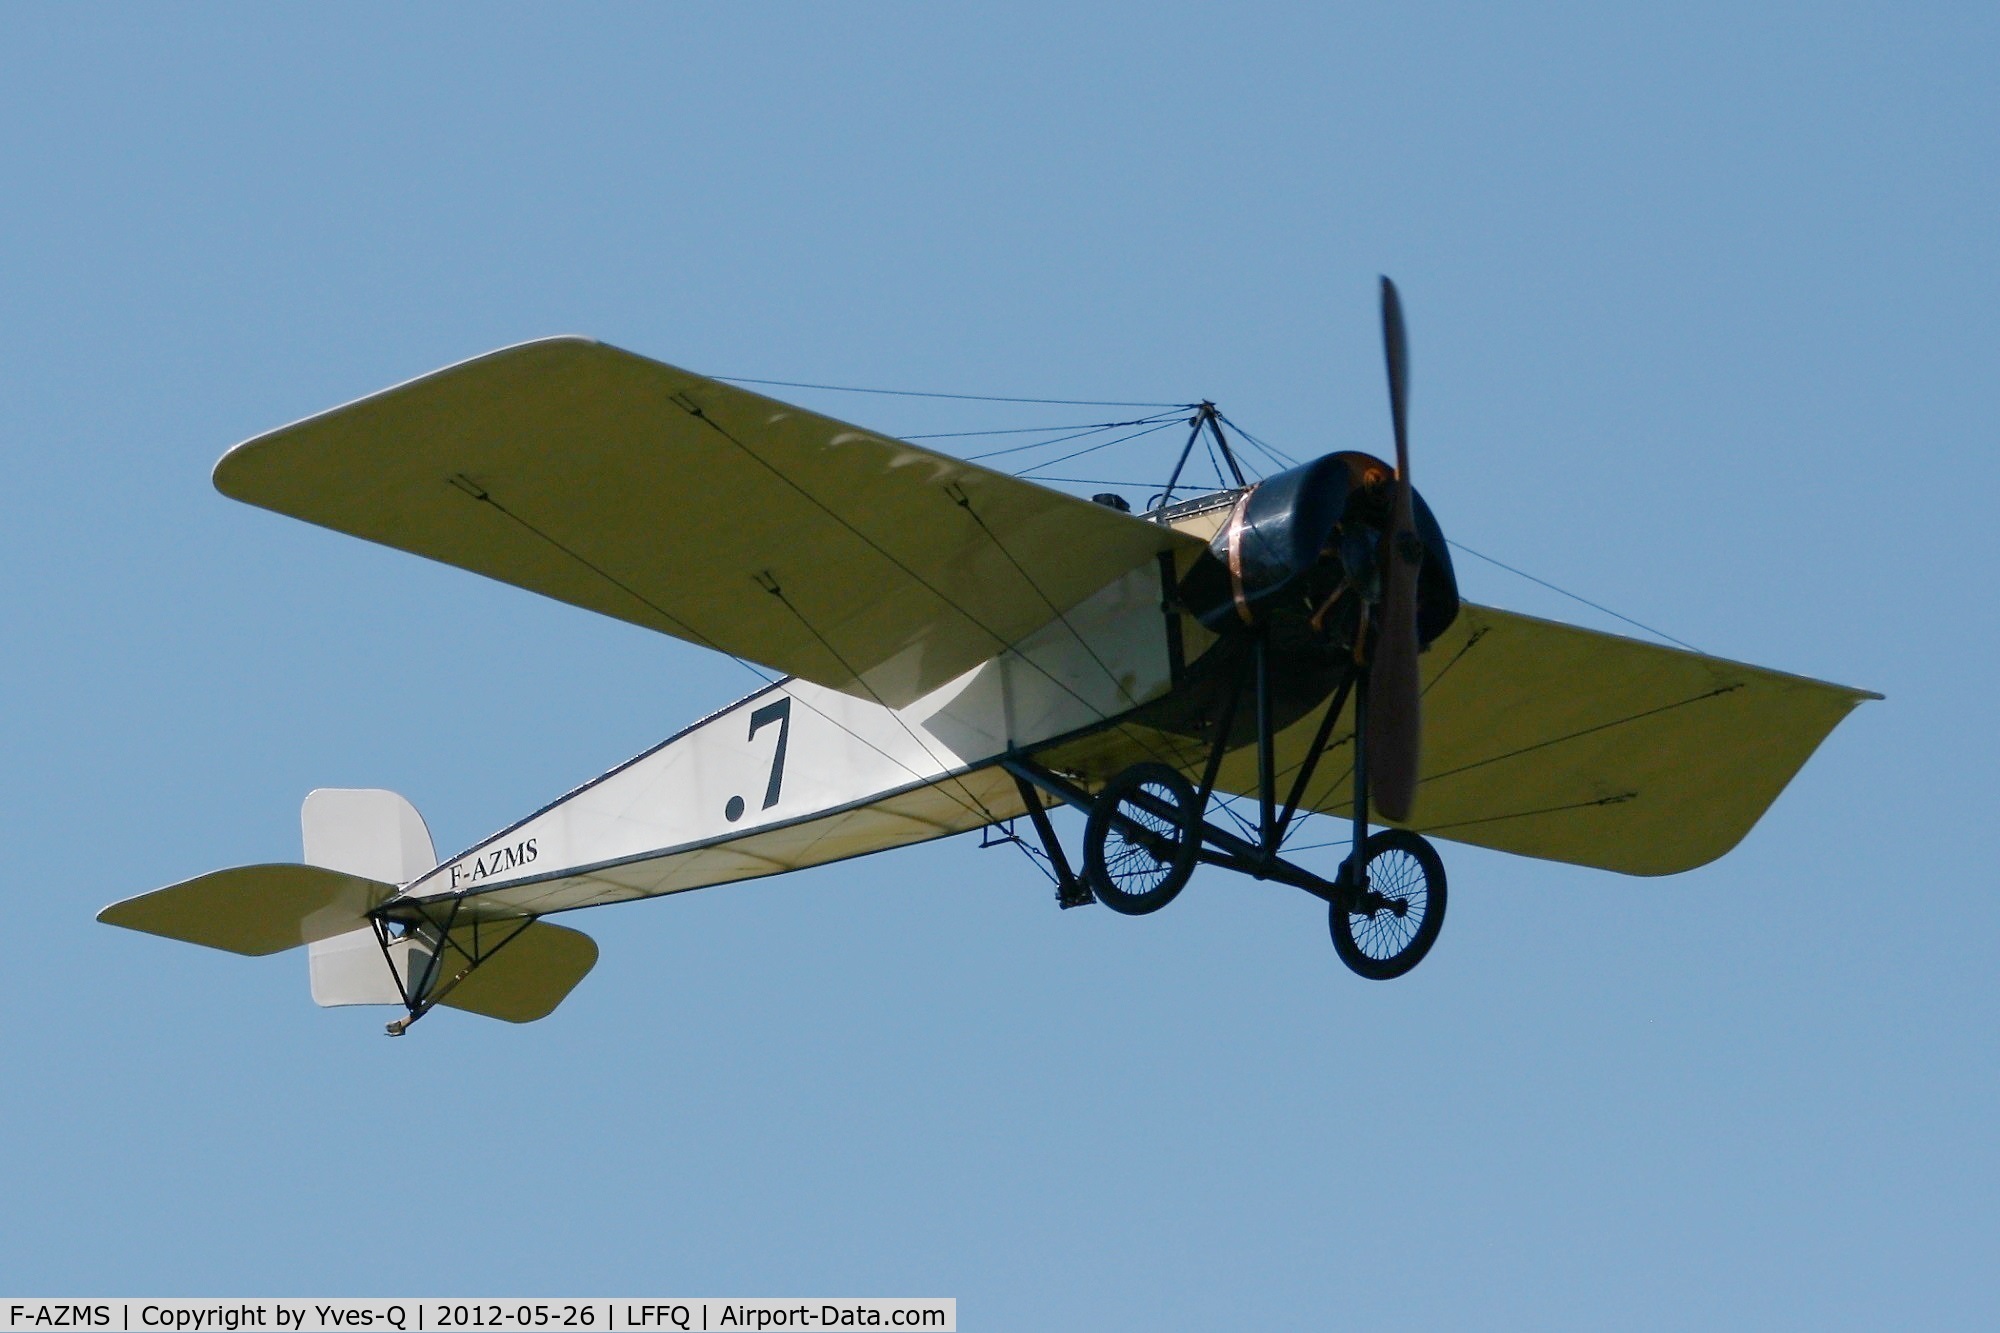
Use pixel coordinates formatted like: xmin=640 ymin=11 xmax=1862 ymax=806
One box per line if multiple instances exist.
xmin=303 ymin=789 xmax=435 ymax=1007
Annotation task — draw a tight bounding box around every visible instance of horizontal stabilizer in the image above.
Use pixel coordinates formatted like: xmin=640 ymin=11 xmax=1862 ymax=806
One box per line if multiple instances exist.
xmin=436 ymin=919 xmax=598 ymax=1023
xmin=98 ymin=864 xmax=396 ymax=956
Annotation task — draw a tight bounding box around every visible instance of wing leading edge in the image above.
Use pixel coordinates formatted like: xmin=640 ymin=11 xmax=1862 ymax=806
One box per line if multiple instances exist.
xmin=215 ymin=338 xmax=1201 ymax=708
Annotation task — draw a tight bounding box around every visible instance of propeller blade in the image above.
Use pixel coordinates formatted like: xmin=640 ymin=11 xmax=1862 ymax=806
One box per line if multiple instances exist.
xmin=1381 ymin=276 xmax=1410 ymax=478
xmin=1368 ymin=277 xmax=1422 ymax=822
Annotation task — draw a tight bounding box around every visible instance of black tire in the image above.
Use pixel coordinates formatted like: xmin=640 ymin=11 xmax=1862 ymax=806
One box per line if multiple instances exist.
xmin=1082 ymin=762 xmax=1202 ymax=916
xmin=1330 ymin=828 xmax=1446 ymax=980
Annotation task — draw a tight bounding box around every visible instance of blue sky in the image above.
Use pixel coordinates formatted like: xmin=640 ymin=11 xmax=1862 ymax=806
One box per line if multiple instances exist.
xmin=3 ymin=4 xmax=1994 ymax=1326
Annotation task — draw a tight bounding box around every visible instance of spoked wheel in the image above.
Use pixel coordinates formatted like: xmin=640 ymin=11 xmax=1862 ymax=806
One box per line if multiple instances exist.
xmin=1330 ymin=828 xmax=1446 ymax=979
xmin=1083 ymin=762 xmax=1202 ymax=916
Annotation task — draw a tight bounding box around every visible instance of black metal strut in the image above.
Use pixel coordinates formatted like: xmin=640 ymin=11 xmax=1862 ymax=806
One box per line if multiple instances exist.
xmin=1011 ymin=772 xmax=1093 ymax=909
xmin=1003 ymin=757 xmax=1345 ymax=906
xmin=1158 ymin=403 xmax=1250 ymax=509
xmin=1002 ymin=638 xmax=1373 ymax=912
xmin=375 ymin=896 xmax=538 ymax=1036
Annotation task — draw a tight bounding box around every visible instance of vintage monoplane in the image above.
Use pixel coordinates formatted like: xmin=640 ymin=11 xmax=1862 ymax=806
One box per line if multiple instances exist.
xmin=100 ymin=282 xmax=1874 ymax=1032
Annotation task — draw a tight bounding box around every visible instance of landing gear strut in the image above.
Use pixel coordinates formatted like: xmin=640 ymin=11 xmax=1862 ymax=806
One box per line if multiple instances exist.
xmin=1005 ymin=631 xmax=1450 ymax=980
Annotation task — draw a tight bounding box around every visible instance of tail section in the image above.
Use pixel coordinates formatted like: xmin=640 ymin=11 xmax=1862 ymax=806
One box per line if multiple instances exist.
xmin=302 ymin=789 xmax=435 ymax=1007
xmin=298 ymin=790 xmax=597 ymax=1024
xmin=100 ymin=787 xmax=597 ymax=1029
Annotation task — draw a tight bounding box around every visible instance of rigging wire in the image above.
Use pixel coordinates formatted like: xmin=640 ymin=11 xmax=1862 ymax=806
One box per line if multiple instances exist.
xmin=949 ymin=488 xmax=1148 ymax=715
xmin=443 ymin=477 xmax=1008 ymax=831
xmin=1014 ymin=476 xmax=1190 ymax=488
xmin=1445 ymin=539 xmax=1701 ymax=652
xmin=1199 ymin=427 xmax=1236 ymax=489
xmin=988 ymin=820 xmax=1062 ymax=887
xmin=672 ymin=395 xmax=1211 ymax=796
xmin=903 ymin=414 xmax=1182 ymax=441
xmin=1216 ymin=413 xmax=1299 ymax=470
xmin=1282 ymin=834 xmax=1358 ymax=853
xmin=713 ymin=373 xmax=1195 ymax=410
xmin=1000 ymin=417 xmax=1186 ymax=475
xmin=757 ymin=576 xmax=1010 ymax=827
xmin=937 ymin=405 xmax=1693 ymax=666
xmin=965 ymin=412 xmax=1188 ymax=462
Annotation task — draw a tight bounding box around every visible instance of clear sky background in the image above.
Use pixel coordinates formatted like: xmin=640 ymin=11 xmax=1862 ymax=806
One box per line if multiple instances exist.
xmin=3 ymin=4 xmax=1994 ymax=1326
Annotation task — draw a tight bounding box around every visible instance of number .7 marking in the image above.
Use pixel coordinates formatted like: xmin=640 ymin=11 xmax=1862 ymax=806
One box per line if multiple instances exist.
xmin=748 ymin=696 xmax=792 ymax=810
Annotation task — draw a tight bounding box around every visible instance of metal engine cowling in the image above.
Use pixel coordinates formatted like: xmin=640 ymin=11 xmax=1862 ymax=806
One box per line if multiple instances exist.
xmin=1176 ymin=451 xmax=1460 ymax=650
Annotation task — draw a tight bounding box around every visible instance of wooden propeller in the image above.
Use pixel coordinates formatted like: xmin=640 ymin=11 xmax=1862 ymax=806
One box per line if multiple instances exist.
xmin=1368 ymin=276 xmax=1423 ymax=822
